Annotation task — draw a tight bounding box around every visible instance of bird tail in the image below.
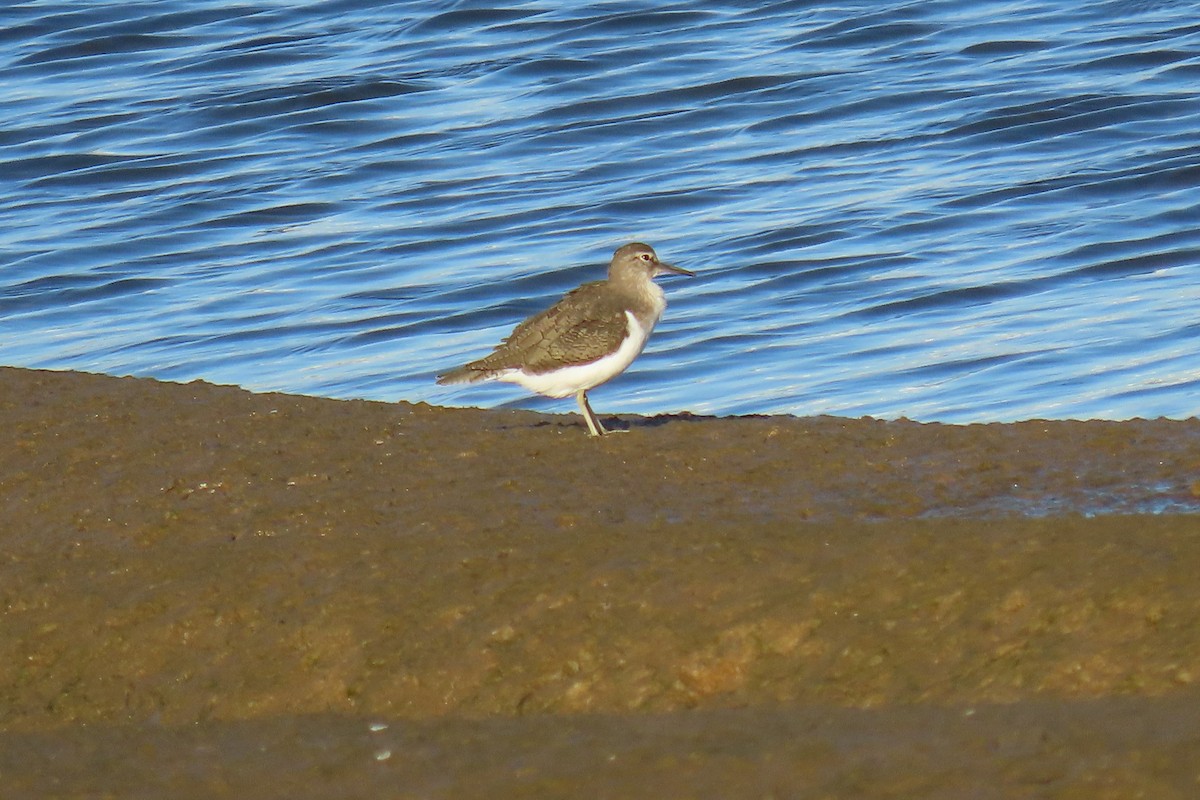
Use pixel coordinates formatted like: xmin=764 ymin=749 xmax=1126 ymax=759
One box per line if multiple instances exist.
xmin=436 ymin=363 xmax=500 ymax=385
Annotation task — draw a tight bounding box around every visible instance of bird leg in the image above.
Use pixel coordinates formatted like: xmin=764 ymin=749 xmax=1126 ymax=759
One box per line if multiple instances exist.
xmin=576 ymin=389 xmax=607 ymax=437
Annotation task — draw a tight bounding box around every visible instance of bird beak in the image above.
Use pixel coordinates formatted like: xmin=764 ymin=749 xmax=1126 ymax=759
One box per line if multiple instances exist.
xmin=655 ymin=261 xmax=695 ymax=277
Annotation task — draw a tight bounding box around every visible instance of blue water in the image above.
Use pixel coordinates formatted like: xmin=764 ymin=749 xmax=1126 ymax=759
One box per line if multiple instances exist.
xmin=2 ymin=1 xmax=1198 ymax=423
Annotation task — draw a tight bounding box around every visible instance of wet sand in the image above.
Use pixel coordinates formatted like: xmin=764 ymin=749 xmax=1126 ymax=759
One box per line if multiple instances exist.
xmin=3 ymin=366 xmax=1200 ymax=796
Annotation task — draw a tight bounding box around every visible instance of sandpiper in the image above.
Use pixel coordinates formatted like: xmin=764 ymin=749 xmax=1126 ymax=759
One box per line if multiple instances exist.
xmin=437 ymin=242 xmax=693 ymax=436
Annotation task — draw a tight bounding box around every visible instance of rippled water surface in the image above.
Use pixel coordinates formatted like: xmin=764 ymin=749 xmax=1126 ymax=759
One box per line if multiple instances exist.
xmin=3 ymin=1 xmax=1198 ymax=422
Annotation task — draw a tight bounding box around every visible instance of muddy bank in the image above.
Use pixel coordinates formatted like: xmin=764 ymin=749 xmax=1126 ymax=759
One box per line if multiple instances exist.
xmin=3 ymin=366 xmax=1200 ymax=795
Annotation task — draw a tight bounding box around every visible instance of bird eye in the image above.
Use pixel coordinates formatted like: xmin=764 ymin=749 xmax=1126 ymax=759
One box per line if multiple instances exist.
xmin=640 ymin=253 xmax=652 ymax=261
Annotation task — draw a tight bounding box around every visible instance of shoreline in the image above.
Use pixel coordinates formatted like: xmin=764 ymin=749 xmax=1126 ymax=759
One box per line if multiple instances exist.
xmin=3 ymin=366 xmax=1200 ymax=795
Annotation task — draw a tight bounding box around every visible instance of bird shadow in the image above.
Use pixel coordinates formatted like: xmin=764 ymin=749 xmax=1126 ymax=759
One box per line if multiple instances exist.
xmin=613 ymin=411 xmax=714 ymax=430
xmin=525 ymin=411 xmax=715 ymax=435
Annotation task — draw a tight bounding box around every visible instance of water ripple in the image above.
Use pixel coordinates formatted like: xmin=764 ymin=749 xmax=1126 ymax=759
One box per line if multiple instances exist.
xmin=1 ymin=1 xmax=1198 ymax=423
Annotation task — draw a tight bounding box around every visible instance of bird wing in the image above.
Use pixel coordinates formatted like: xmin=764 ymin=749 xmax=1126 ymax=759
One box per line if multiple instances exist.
xmin=470 ymin=282 xmax=631 ymax=374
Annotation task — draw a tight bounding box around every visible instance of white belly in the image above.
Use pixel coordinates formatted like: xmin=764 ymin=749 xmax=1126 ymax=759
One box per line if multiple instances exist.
xmin=497 ymin=311 xmax=652 ymax=398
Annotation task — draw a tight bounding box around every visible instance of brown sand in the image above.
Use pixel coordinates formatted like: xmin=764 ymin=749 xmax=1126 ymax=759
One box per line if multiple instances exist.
xmin=2 ymin=366 xmax=1200 ymax=797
